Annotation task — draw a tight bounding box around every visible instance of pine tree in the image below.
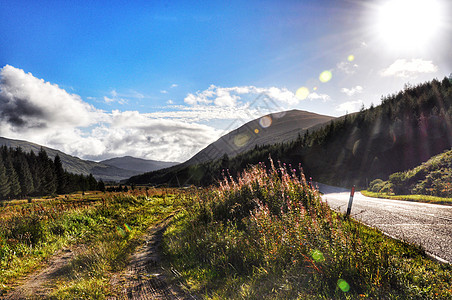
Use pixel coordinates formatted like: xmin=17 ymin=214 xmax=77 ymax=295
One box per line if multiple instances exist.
xmin=0 ymin=159 xmax=10 ymax=200
xmin=38 ymin=148 xmax=56 ymax=195
xmin=97 ymin=180 xmax=106 ymax=192
xmin=54 ymin=155 xmax=67 ymax=194
xmin=15 ymin=154 xmax=34 ymax=196
xmin=4 ymin=152 xmax=21 ymax=198
xmin=28 ymin=151 xmax=42 ymax=194
xmin=87 ymin=174 xmax=97 ymax=191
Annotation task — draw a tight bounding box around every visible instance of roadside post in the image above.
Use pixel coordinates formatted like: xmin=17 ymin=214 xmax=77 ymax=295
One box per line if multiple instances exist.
xmin=345 ymin=185 xmax=355 ymax=218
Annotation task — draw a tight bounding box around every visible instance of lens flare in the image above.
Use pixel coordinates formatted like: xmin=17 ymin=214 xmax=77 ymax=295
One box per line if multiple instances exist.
xmin=116 ymin=226 xmax=126 ymax=237
xmin=234 ymin=133 xmax=250 ymax=147
xmin=259 ymin=116 xmax=272 ymax=128
xmin=296 ymin=87 xmax=310 ymax=100
xmin=254 ymin=128 xmax=259 ymax=134
xmin=319 ymin=70 xmax=332 ymax=83
xmin=124 ymin=223 xmax=132 ymax=233
xmin=348 ymin=55 xmax=355 ymax=62
xmin=311 ymin=249 xmax=325 ymax=262
xmin=338 ymin=279 xmax=350 ymax=292
xmin=313 ymin=86 xmax=318 ymax=91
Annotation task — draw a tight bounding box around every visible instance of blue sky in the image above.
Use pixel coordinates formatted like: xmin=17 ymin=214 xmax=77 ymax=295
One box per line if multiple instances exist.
xmin=0 ymin=0 xmax=451 ymax=162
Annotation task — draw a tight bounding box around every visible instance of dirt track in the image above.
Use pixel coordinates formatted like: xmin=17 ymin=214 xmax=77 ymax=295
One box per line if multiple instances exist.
xmin=109 ymin=218 xmax=192 ymax=299
xmin=3 ymin=247 xmax=80 ymax=299
xmin=3 ymin=218 xmax=192 ymax=299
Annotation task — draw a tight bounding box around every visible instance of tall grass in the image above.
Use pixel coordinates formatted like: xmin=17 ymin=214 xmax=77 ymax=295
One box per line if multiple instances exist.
xmin=164 ymin=159 xmax=452 ymax=299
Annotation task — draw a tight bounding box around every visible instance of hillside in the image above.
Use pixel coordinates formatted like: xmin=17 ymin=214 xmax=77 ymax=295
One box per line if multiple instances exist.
xmin=369 ymin=148 xmax=452 ymax=197
xmin=101 ymin=156 xmax=178 ymax=173
xmin=0 ymin=137 xmax=169 ymax=182
xmin=186 ymin=109 xmax=334 ymax=165
xmin=128 ymin=77 xmax=452 ymax=187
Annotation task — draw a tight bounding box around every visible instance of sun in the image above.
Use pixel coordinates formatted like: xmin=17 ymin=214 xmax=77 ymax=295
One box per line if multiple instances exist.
xmin=375 ymin=0 xmax=444 ymax=52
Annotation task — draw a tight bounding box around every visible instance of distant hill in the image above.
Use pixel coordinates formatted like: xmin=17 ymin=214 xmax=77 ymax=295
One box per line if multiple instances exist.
xmin=101 ymin=156 xmax=178 ymax=173
xmin=186 ymin=109 xmax=335 ymax=165
xmin=128 ymin=77 xmax=452 ymax=187
xmin=0 ymin=137 xmax=174 ymax=182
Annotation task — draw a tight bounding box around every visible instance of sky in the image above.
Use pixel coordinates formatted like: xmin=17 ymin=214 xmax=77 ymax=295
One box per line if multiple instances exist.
xmin=0 ymin=0 xmax=451 ymax=162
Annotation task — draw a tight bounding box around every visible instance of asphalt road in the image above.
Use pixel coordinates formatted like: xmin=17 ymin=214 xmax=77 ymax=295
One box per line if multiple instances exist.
xmin=317 ymin=184 xmax=452 ymax=264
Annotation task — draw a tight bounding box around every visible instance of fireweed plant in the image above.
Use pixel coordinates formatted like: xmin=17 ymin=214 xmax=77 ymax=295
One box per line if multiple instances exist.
xmin=164 ymin=158 xmax=452 ymax=299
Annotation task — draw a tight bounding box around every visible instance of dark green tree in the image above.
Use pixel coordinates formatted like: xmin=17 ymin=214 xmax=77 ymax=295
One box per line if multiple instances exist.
xmin=97 ymin=180 xmax=106 ymax=192
xmin=54 ymin=155 xmax=67 ymax=194
xmin=37 ymin=148 xmax=56 ymax=195
xmin=15 ymin=154 xmax=34 ymax=197
xmin=87 ymin=174 xmax=97 ymax=191
xmin=0 ymin=159 xmax=10 ymax=200
xmin=4 ymin=153 xmax=21 ymax=198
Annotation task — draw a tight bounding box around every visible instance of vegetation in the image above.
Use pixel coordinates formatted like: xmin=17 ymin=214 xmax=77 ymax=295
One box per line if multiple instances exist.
xmin=129 ymin=77 xmax=452 ymax=188
xmin=0 ymin=188 xmax=183 ymax=298
xmin=367 ymin=148 xmax=452 ymax=198
xmin=361 ymin=190 xmax=452 ymax=205
xmin=0 ymin=146 xmax=103 ymax=201
xmin=163 ymin=159 xmax=452 ymax=299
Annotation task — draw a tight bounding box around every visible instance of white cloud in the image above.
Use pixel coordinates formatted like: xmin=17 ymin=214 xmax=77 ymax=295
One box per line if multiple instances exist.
xmin=341 ymin=85 xmax=363 ymax=96
xmin=307 ymin=92 xmax=331 ymax=102
xmin=0 ymin=65 xmax=103 ymax=130
xmin=337 ymin=61 xmax=359 ymax=74
xmin=146 ymin=105 xmax=260 ymax=122
xmin=336 ymin=100 xmax=363 ymax=113
xmin=103 ymin=89 xmax=144 ymax=104
xmin=184 ymin=85 xmax=299 ymax=107
xmin=160 ymin=90 xmax=168 ymax=94
xmin=380 ymin=59 xmax=438 ymax=78
xmin=166 ymin=99 xmax=174 ymax=104
xmin=104 ymin=96 xmax=115 ymax=103
xmin=171 ymin=84 xmax=178 ymax=88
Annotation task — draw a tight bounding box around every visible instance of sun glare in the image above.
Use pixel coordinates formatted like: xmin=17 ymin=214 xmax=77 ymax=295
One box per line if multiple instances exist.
xmin=375 ymin=0 xmax=443 ymax=52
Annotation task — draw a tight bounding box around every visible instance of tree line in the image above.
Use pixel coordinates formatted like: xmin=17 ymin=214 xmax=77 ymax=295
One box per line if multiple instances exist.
xmin=0 ymin=146 xmax=104 ymax=200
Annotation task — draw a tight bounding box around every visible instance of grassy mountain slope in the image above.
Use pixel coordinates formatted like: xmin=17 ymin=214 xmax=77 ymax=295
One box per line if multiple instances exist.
xmin=186 ymin=109 xmax=334 ymax=165
xmin=128 ymin=77 xmax=452 ymax=187
xmin=100 ymin=156 xmax=179 ymax=173
xmin=369 ymin=148 xmax=452 ymax=197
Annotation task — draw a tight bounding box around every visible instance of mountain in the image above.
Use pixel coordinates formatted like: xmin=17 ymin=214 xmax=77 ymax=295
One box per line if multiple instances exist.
xmin=101 ymin=156 xmax=178 ymax=173
xmin=0 ymin=137 xmax=172 ymax=182
xmin=186 ymin=109 xmax=335 ymax=165
xmin=127 ymin=109 xmax=335 ymax=185
xmin=128 ymin=77 xmax=452 ymax=187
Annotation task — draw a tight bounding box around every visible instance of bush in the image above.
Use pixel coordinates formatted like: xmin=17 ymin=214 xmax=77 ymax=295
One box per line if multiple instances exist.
xmin=389 ymin=172 xmax=409 ymax=194
xmin=369 ymin=179 xmax=384 ymax=192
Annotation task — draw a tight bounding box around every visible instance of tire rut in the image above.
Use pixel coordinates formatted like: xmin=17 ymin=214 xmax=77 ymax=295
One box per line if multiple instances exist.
xmin=109 ymin=217 xmax=193 ymax=300
xmin=2 ymin=246 xmax=81 ymax=300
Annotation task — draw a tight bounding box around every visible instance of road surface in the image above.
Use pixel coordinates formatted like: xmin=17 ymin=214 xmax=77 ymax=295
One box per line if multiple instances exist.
xmin=318 ymin=184 xmax=452 ymax=264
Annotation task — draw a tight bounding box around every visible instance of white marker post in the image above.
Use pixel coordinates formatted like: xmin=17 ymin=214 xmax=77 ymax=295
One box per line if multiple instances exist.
xmin=346 ymin=185 xmax=355 ymax=218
